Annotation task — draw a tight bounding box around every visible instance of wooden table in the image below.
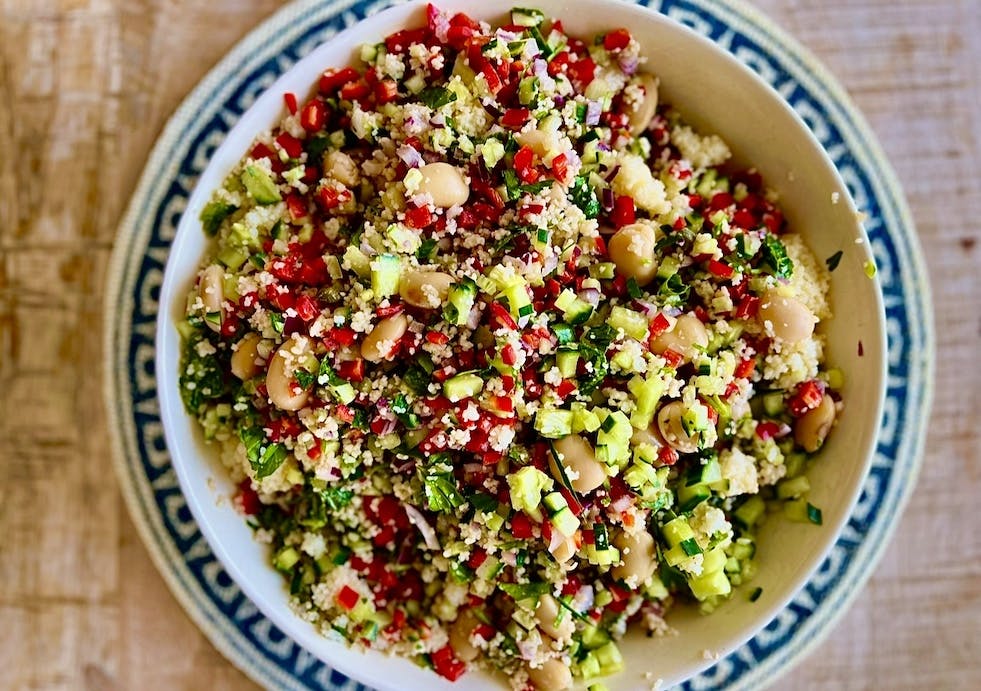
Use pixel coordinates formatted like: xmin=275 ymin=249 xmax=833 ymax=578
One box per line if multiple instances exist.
xmin=1 ymin=1 xmax=977 ymax=689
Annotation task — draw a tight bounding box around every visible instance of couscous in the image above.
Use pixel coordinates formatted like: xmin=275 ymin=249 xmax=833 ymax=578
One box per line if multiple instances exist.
xmin=178 ymin=5 xmax=842 ymax=689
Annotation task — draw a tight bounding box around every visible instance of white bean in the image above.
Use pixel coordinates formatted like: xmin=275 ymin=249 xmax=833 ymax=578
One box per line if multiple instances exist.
xmin=631 ymin=424 xmax=665 ymax=449
xmin=266 ymin=335 xmax=313 ymax=411
xmin=657 ymin=401 xmax=700 ymax=454
xmin=612 ymin=530 xmax=656 ymax=584
xmin=323 ymin=150 xmax=360 ymax=187
xmin=650 ymin=313 xmax=709 ymax=363
xmin=758 ymin=290 xmax=816 ymax=344
xmin=399 ymin=271 xmax=453 ymax=309
xmin=360 ymin=313 xmax=408 ymax=362
xmin=198 ymin=264 xmax=225 ymax=332
xmin=448 ymin=609 xmax=481 ymax=662
xmin=551 ymin=435 xmax=607 ymax=494
xmin=527 ymin=659 xmax=573 ymax=691
xmin=535 ymin=594 xmax=575 ymax=641
xmin=628 ymin=73 xmax=659 ymax=136
xmin=231 ymin=333 xmax=263 ymax=380
xmin=608 ymin=222 xmax=660 ymax=286
xmin=418 ymin=162 xmax=469 ymax=208
xmin=794 ymin=394 xmax=837 ymax=452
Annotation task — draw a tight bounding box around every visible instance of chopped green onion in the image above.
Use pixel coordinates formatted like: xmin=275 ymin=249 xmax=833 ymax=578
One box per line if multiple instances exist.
xmin=806 ymin=503 xmax=823 ymax=525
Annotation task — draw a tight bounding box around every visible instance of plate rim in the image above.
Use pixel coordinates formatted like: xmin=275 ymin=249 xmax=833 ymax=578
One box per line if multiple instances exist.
xmin=103 ymin=0 xmax=934 ymax=689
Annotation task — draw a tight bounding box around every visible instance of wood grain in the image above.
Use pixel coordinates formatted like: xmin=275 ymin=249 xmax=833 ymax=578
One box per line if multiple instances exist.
xmin=0 ymin=0 xmax=977 ymax=689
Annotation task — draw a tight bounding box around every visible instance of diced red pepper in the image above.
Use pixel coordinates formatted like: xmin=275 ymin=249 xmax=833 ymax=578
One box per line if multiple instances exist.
xmin=316 ymin=185 xmax=352 ymax=210
xmin=446 ymin=24 xmax=475 ymax=50
xmin=479 ymin=62 xmax=503 ymax=94
xmin=374 ymin=79 xmax=399 ymax=104
xmin=603 ymin=28 xmax=632 ymax=51
xmin=657 ymin=446 xmax=679 ymax=466
xmin=513 ymin=145 xmax=538 ymax=184
xmin=788 ymin=379 xmax=825 ymax=417
xmin=404 ymin=205 xmax=434 ymax=229
xmin=734 ymin=356 xmax=756 ymax=380
xmin=554 ymin=379 xmax=577 ymax=400
xmin=501 ymin=108 xmax=530 ymax=129
xmin=385 ymin=28 xmax=429 ymax=54
xmin=283 ymin=92 xmax=298 ymax=115
xmin=335 ymin=404 xmax=355 ymax=424
xmin=662 ymin=348 xmax=684 ymax=368
xmin=735 ymin=295 xmax=760 ymax=319
xmin=237 ymin=479 xmax=262 ymax=515
xmin=300 ymin=100 xmax=327 ymax=132
xmin=431 ymin=645 xmax=467 ymax=682
xmin=707 ymin=259 xmax=735 ymax=279
xmin=324 ymin=326 xmax=357 ymax=348
xmin=501 ymin=343 xmax=518 ymax=366
xmin=493 ymin=395 xmax=514 ymax=414
xmin=285 ymin=193 xmax=308 ymax=221
xmin=275 ymin=132 xmax=303 ymax=159
xmin=488 ymin=301 xmax=518 ymax=331
xmin=510 ymin=512 xmax=535 ymax=539
xmin=551 ymin=153 xmax=570 ymax=184
xmin=426 ymin=331 xmax=449 ymax=345
xmin=250 ymin=142 xmax=275 ymax=161
xmin=732 ymin=208 xmax=757 ymax=230
xmin=566 ymin=56 xmax=596 ymax=88
xmin=336 ymin=585 xmax=361 ymax=611
xmin=339 ymin=80 xmax=371 ymax=101
xmin=709 ymin=192 xmax=735 ymax=211
xmin=294 ymin=294 xmax=320 ymax=322
xmin=755 ymin=420 xmax=781 ymax=441
xmin=474 ymin=624 xmax=496 ymax=642
xmin=319 ymin=67 xmax=359 ymax=94
xmin=338 ymin=358 xmax=365 ymax=383
xmin=610 ymin=195 xmax=636 ymax=227
xmin=648 ymin=312 xmax=671 ymax=340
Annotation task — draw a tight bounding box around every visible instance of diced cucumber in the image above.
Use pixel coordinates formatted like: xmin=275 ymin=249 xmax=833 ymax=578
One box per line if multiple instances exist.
xmin=701 ymin=546 xmax=728 ymax=574
xmin=273 ymin=546 xmax=300 ymax=572
xmin=534 ymin=408 xmax=574 ymax=438
xmin=783 ymin=497 xmax=810 ymax=523
xmin=762 ymin=391 xmax=785 ymax=416
xmin=572 ymin=404 xmax=601 ymax=433
xmin=578 ymin=652 xmax=601 ymax=680
xmin=607 ymin=305 xmax=649 ymax=342
xmin=583 ymin=544 xmax=620 ymax=566
xmin=370 ymin=253 xmax=401 ymax=298
xmin=593 ymin=641 xmax=624 ymax=675
xmin=657 ymin=255 xmax=680 ymax=280
xmin=589 ymin=262 xmax=617 ymax=280
xmin=628 ymin=374 xmax=666 ymax=430
xmin=556 ymin=348 xmax=579 ymax=378
xmin=677 ymin=483 xmax=711 ymax=513
xmin=242 ymin=164 xmax=281 ymax=204
xmin=688 ymin=569 xmax=731 ymax=601
xmin=443 ymin=372 xmax=484 ymax=402
xmin=329 ymin=382 xmax=357 ymax=405
xmin=343 ymin=245 xmax=371 ymax=278
xmin=511 ymin=7 xmax=546 ymax=26
xmin=784 ymin=452 xmax=807 ymax=479
xmin=551 ymin=506 xmax=581 ymax=538
xmin=581 ymin=624 xmax=611 ymax=650
xmin=542 ymin=491 xmax=568 ymax=516
xmin=776 ymin=474 xmax=811 ymax=499
xmin=661 ymin=516 xmax=695 ymax=548
xmin=733 ymin=495 xmax=766 ymax=529
xmin=507 ymin=466 xmax=553 ymax=522
xmin=595 ymin=410 xmax=632 ymax=467
xmin=443 ymin=277 xmax=477 ymax=325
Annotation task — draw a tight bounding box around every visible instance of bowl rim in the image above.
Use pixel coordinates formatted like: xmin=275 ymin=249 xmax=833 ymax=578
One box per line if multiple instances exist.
xmin=104 ymin=0 xmax=930 ymax=689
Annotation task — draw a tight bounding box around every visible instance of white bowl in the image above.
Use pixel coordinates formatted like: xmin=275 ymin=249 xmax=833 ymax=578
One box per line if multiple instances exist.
xmin=156 ymin=1 xmax=887 ymax=688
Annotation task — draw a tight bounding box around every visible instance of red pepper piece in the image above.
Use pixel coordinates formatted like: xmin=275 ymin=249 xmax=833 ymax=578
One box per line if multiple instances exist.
xmin=603 ymin=28 xmax=632 ymax=51
xmin=300 ymin=100 xmax=327 ymax=132
xmin=610 ymin=195 xmax=636 ymax=227
xmin=336 ymin=585 xmax=360 ymax=611
xmin=319 ymin=67 xmax=359 ymax=94
xmin=283 ymin=92 xmax=298 ymax=115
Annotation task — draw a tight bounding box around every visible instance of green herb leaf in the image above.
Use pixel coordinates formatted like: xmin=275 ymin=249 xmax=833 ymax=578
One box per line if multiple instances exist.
xmin=469 ymin=492 xmax=499 ymax=513
xmin=825 ymin=250 xmax=843 ymax=272
xmin=294 ymin=368 xmax=315 ymax=390
xmin=269 ymin=311 xmax=285 ymax=334
xmin=658 ymin=272 xmax=690 ymax=306
xmin=569 ymin=176 xmax=600 ymax=219
xmin=806 ymin=503 xmax=823 ymax=525
xmin=240 ymin=426 xmax=288 ymax=478
xmin=200 ymin=201 xmax=237 ymax=237
xmin=749 ymin=586 xmax=763 ymax=602
xmin=421 ymin=470 xmax=465 ymax=513
xmin=500 ymin=581 xmax=551 ymax=601
xmin=761 ymin=234 xmax=794 ymax=279
xmin=419 ymin=86 xmax=458 ymax=109
xmin=416 ymin=237 xmax=438 ymax=262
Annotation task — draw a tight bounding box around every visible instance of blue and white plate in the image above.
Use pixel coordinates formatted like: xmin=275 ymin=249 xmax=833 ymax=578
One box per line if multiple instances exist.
xmin=104 ymin=0 xmax=932 ymax=688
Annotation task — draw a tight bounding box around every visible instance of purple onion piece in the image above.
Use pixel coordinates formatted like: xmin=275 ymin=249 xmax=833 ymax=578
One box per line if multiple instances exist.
xmin=601 ymin=187 xmax=615 ymax=210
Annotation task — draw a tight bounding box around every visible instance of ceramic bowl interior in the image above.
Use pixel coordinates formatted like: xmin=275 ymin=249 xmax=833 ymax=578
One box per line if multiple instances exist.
xmin=156 ymin=1 xmax=887 ymax=688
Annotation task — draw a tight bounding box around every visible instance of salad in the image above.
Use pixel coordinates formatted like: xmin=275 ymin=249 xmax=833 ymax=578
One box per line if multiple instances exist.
xmin=179 ymin=5 xmax=842 ymax=689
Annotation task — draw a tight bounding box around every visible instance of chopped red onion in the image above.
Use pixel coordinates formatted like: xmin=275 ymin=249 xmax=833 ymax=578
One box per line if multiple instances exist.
xmin=430 ymin=113 xmax=446 ymax=128
xmin=585 ymin=100 xmax=602 ymax=125
xmin=601 ymin=187 xmax=615 ymax=210
xmin=604 ymin=164 xmax=621 ymax=182
xmin=404 ymin=504 xmax=441 ymax=551
xmin=580 ymin=287 xmax=602 ymax=307
xmin=396 ymin=144 xmax=423 ymax=168
xmin=618 ymin=54 xmax=639 ymax=75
